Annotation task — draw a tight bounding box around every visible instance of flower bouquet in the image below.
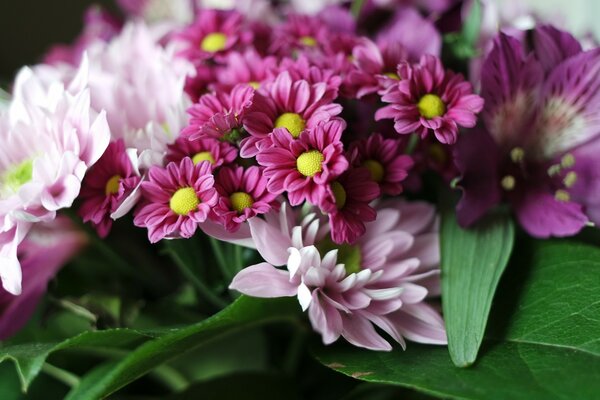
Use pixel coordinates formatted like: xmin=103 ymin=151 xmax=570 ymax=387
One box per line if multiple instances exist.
xmin=1 ymin=0 xmax=599 ymax=399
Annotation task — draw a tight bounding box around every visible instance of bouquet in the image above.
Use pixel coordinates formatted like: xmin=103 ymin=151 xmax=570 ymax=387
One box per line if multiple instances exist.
xmin=0 ymin=0 xmax=598 ymax=398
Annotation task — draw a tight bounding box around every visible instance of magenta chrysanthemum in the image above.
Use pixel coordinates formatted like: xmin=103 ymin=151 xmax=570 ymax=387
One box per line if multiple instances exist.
xmin=133 ymin=158 xmax=218 ymax=243
xmin=241 ymin=71 xmax=342 ymax=157
xmin=214 ymin=50 xmax=278 ymax=91
xmin=166 ymin=136 xmax=238 ymax=170
xmin=256 ymin=120 xmax=349 ymax=206
xmin=79 ymin=140 xmax=142 ymax=238
xmin=212 ymin=166 xmax=279 ymax=232
xmin=376 ymin=54 xmax=484 ymax=145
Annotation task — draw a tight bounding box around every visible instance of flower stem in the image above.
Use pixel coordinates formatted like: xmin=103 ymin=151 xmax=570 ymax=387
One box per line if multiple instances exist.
xmin=351 ymin=0 xmax=365 ymax=18
xmin=209 ymin=237 xmax=231 ymax=280
xmin=41 ymin=363 xmax=80 ymax=388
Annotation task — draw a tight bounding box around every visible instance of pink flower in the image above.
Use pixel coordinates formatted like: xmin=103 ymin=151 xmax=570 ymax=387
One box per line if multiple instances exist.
xmin=79 ymin=140 xmax=142 ymax=238
xmin=348 ymin=133 xmax=413 ymax=196
xmin=256 ymin=120 xmax=349 ymax=206
xmin=230 ymin=200 xmax=446 ymax=351
xmin=277 ymin=56 xmax=342 ymax=98
xmin=181 ymin=84 xmax=254 ymax=141
xmin=166 ymin=136 xmax=238 ymax=169
xmin=321 ymin=167 xmax=381 ymax=244
xmin=270 ymin=14 xmax=330 ymax=56
xmin=376 ymin=54 xmax=484 ymax=145
xmin=214 ymin=50 xmax=278 ymax=91
xmin=241 ymin=71 xmax=342 ymax=157
xmin=133 ymin=158 xmax=218 ymax=242
xmin=212 ymin=166 xmax=279 ymax=232
xmin=175 ymin=10 xmax=252 ymax=62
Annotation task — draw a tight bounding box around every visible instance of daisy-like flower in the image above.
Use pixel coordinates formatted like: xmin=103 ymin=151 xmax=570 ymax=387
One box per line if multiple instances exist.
xmin=181 ymin=83 xmax=254 ymax=141
xmin=277 ymin=56 xmax=342 ymax=97
xmin=230 ymin=200 xmax=446 ymax=351
xmin=133 ymin=158 xmax=218 ymax=242
xmin=175 ymin=9 xmax=252 ymax=62
xmin=79 ymin=140 xmax=142 ymax=238
xmin=240 ymin=71 xmax=342 ymax=157
xmin=456 ymin=27 xmax=600 ymax=237
xmin=376 ymin=54 xmax=484 ymax=145
xmin=214 ymin=50 xmax=278 ymax=91
xmin=256 ymin=119 xmax=349 ymax=206
xmin=349 ymin=133 xmax=413 ymax=196
xmin=166 ymin=136 xmax=238 ymax=169
xmin=0 ymin=61 xmax=110 ymax=295
xmin=212 ymin=166 xmax=279 ymax=232
xmin=270 ymin=14 xmax=330 ymax=56
xmin=321 ymin=167 xmax=380 ymax=244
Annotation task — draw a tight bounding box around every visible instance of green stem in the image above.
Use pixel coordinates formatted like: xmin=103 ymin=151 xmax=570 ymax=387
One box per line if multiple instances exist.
xmin=50 ymin=298 xmax=97 ymax=324
xmin=351 ymin=0 xmax=365 ymax=18
xmin=41 ymin=363 xmax=80 ymax=388
xmin=233 ymin=245 xmax=244 ymax=274
xmin=209 ymin=237 xmax=231 ymax=280
xmin=152 ymin=365 xmax=189 ymax=392
xmin=405 ymin=133 xmax=420 ymax=155
xmin=165 ymin=247 xmax=228 ymax=309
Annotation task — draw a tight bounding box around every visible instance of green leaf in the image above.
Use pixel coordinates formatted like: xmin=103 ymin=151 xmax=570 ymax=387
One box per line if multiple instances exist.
xmin=462 ymin=0 xmax=482 ymax=48
xmin=441 ymin=209 xmax=514 ymax=366
xmin=65 ymin=296 xmax=299 ymax=400
xmin=0 ymin=328 xmax=159 ymax=392
xmin=315 ymin=241 xmax=600 ymax=399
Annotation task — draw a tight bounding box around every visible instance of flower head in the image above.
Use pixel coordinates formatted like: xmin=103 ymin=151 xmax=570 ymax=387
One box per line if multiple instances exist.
xmin=134 ymin=158 xmax=218 ymax=242
xmin=376 ymin=54 xmax=484 ymax=144
xmin=166 ymin=136 xmax=238 ymax=169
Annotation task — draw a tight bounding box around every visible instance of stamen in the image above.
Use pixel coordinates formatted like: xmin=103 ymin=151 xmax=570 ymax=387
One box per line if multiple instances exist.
xmin=200 ymin=32 xmax=227 ymax=53
xmin=510 ymin=147 xmax=525 ymax=163
xmin=192 ymin=151 xmax=215 ymax=165
xmin=2 ymin=159 xmax=33 ymax=194
xmin=501 ymin=175 xmax=516 ymax=191
xmin=547 ymin=164 xmax=561 ymax=177
xmin=362 ymin=160 xmax=385 ymax=183
xmin=563 ymin=171 xmax=577 ymax=188
xmin=248 ymin=81 xmax=260 ymax=89
xmin=417 ymin=94 xmax=446 ymax=119
xmin=561 ymin=153 xmax=575 ymax=168
xmin=105 ymin=175 xmax=122 ymax=195
xmin=274 ymin=112 xmax=306 ymax=139
xmin=555 ymin=190 xmax=570 ymax=202
xmin=296 ymin=150 xmax=324 ymax=177
xmin=170 ymin=187 xmax=200 ymax=215
xmin=384 ymin=72 xmax=400 ymax=80
xmin=299 ymin=36 xmax=317 ymax=47
xmin=229 ymin=192 xmax=254 ymax=213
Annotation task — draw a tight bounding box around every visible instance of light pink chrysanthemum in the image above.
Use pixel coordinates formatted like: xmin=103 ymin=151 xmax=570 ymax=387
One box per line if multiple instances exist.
xmin=241 ymin=71 xmax=342 ymax=157
xmin=133 ymin=158 xmax=218 ymax=242
xmin=166 ymin=136 xmax=238 ymax=170
xmin=348 ymin=133 xmax=413 ymax=196
xmin=230 ymin=200 xmax=446 ymax=351
xmin=376 ymin=54 xmax=484 ymax=145
xmin=256 ymin=120 xmax=349 ymax=206
xmin=79 ymin=140 xmax=142 ymax=238
xmin=321 ymin=167 xmax=380 ymax=244
xmin=181 ymin=84 xmax=254 ymax=141
xmin=212 ymin=166 xmax=279 ymax=232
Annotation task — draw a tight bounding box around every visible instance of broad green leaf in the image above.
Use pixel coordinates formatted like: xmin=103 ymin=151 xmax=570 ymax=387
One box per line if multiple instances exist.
xmin=316 ymin=241 xmax=600 ymax=399
xmin=441 ymin=209 xmax=514 ymax=366
xmin=0 ymin=328 xmax=159 ymax=392
xmin=65 ymin=296 xmax=299 ymax=400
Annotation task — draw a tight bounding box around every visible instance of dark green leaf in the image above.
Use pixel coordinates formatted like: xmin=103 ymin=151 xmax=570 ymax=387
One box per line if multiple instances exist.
xmin=441 ymin=209 xmax=514 ymax=366
xmin=316 ymin=241 xmax=600 ymax=399
xmin=65 ymin=296 xmax=299 ymax=400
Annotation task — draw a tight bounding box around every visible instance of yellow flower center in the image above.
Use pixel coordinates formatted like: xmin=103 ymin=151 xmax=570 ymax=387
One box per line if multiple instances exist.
xmin=300 ymin=36 xmax=317 ymax=47
xmin=248 ymin=81 xmax=260 ymax=89
xmin=2 ymin=159 xmax=33 ymax=194
xmin=274 ymin=112 xmax=306 ymax=138
xmin=331 ymin=181 xmax=347 ymax=209
xmin=105 ymin=175 xmax=122 ymax=195
xmin=417 ymin=94 xmax=446 ymax=119
xmin=200 ymin=32 xmax=227 ymax=53
xmin=362 ymin=160 xmax=385 ymax=183
xmin=384 ymin=72 xmax=400 ymax=80
xmin=169 ymin=187 xmax=200 ymax=215
xmin=296 ymin=150 xmax=324 ymax=177
xmin=229 ymin=191 xmax=254 ymax=213
xmin=192 ymin=151 xmax=215 ymax=165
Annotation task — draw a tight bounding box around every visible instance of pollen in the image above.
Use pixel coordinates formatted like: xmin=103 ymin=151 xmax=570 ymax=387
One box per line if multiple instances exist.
xmin=563 ymin=171 xmax=578 ymax=188
xmin=229 ymin=191 xmax=254 ymax=213
xmin=300 ymin=36 xmax=317 ymax=47
xmin=384 ymin=72 xmax=400 ymax=80
xmin=501 ymin=175 xmax=516 ymax=191
xmin=296 ymin=150 xmax=324 ymax=177
xmin=192 ymin=151 xmax=215 ymax=165
xmin=417 ymin=94 xmax=446 ymax=119
xmin=331 ymin=181 xmax=347 ymax=209
xmin=510 ymin=147 xmax=525 ymax=163
xmin=200 ymin=32 xmax=227 ymax=53
xmin=248 ymin=81 xmax=260 ymax=89
xmin=105 ymin=175 xmax=122 ymax=195
xmin=362 ymin=160 xmax=385 ymax=183
xmin=170 ymin=187 xmax=200 ymax=215
xmin=2 ymin=159 xmax=33 ymax=194
xmin=561 ymin=153 xmax=575 ymax=168
xmin=274 ymin=112 xmax=306 ymax=138
xmin=555 ymin=190 xmax=570 ymax=202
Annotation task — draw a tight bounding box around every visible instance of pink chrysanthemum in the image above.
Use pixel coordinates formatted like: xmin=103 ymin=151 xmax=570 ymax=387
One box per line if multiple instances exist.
xmin=241 ymin=71 xmax=342 ymax=157
xmin=133 ymin=158 xmax=218 ymax=242
xmin=214 ymin=50 xmax=278 ymax=91
xmin=79 ymin=140 xmax=142 ymax=238
xmin=181 ymin=84 xmax=254 ymax=141
xmin=175 ymin=10 xmax=252 ymax=62
xmin=321 ymin=167 xmax=380 ymax=244
xmin=348 ymin=133 xmax=413 ymax=196
xmin=256 ymin=120 xmax=349 ymax=206
xmin=376 ymin=54 xmax=484 ymax=145
xmin=270 ymin=14 xmax=329 ymax=56
xmin=277 ymin=56 xmax=342 ymax=98
xmin=166 ymin=136 xmax=238 ymax=170
xmin=230 ymin=200 xmax=446 ymax=351
xmin=212 ymin=166 xmax=279 ymax=232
